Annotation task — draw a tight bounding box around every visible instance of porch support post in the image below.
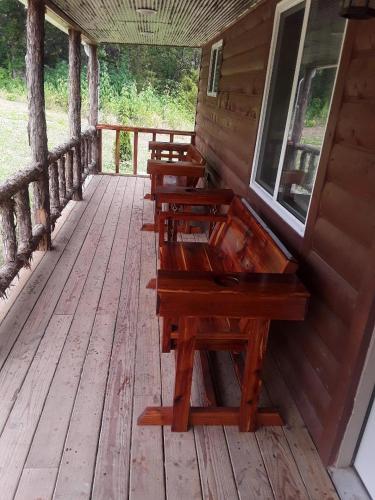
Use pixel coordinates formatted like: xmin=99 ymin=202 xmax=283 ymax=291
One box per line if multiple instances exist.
xmin=68 ymin=28 xmax=82 ymax=200
xmin=87 ymin=44 xmax=99 ymax=172
xmin=26 ymin=0 xmax=51 ymax=250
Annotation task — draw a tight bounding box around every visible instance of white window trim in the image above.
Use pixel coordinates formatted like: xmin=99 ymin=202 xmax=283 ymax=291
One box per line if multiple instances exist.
xmin=249 ymin=0 xmax=346 ymax=236
xmin=207 ymin=39 xmax=223 ymax=97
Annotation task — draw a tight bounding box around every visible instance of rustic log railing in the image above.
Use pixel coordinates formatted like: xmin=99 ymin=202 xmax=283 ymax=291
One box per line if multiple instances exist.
xmin=0 ymin=126 xmax=96 ymax=297
xmin=96 ymin=124 xmax=196 ymax=175
xmin=286 ymin=142 xmax=320 ymax=187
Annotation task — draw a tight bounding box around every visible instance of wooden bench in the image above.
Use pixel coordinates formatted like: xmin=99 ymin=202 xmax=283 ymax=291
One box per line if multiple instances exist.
xmin=138 ymin=194 xmax=310 ymax=432
xmin=142 ymin=142 xmax=206 ymax=232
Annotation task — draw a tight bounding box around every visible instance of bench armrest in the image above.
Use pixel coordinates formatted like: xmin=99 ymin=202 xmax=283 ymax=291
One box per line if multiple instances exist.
xmin=155 ymin=187 xmax=234 ymax=206
xmin=147 ymin=160 xmax=206 ymax=177
xmin=157 ymin=270 xmax=309 ymax=320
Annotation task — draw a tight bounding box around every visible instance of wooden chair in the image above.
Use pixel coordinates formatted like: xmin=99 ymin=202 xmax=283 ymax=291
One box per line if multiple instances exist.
xmin=142 ymin=142 xmax=206 ymax=232
xmin=138 ymin=195 xmax=310 ymax=432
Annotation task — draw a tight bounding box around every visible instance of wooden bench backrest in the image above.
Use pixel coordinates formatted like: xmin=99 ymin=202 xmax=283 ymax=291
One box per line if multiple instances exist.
xmin=186 ymin=144 xmax=205 ymax=165
xmin=209 ymin=197 xmax=298 ymax=274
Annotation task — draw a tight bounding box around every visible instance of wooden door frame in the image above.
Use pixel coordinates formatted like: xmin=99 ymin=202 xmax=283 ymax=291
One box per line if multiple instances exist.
xmin=335 ymin=324 xmax=375 ymax=468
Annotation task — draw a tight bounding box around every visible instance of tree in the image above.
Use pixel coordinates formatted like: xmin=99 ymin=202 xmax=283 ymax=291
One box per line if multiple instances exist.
xmin=0 ymin=0 xmax=26 ymax=77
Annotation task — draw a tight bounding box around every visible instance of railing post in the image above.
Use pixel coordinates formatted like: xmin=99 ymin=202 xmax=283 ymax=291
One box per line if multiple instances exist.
xmin=115 ymin=130 xmax=120 ymax=174
xmin=57 ymin=156 xmax=67 ymax=205
xmin=0 ymin=200 xmax=17 ymax=264
xmin=26 ymin=0 xmax=51 ymax=250
xmin=97 ymin=129 xmax=103 ymax=173
xmin=88 ymin=44 xmax=99 ymax=173
xmin=133 ymin=130 xmax=138 ymax=175
xmin=69 ymin=28 xmax=82 ymax=200
xmin=14 ymin=189 xmax=33 ymax=256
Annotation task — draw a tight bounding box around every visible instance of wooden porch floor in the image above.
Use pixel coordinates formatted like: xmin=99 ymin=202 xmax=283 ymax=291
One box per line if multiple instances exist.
xmin=0 ymin=174 xmax=339 ymax=500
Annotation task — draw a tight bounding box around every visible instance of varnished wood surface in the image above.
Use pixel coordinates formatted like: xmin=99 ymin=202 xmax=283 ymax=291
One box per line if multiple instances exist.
xmin=0 ymin=175 xmax=337 ymax=499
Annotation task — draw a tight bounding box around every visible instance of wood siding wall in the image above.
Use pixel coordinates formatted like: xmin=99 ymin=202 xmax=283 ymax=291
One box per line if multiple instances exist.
xmin=195 ymin=0 xmax=375 ymax=465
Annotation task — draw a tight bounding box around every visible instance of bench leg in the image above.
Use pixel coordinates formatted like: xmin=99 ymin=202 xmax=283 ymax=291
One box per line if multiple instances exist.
xmin=172 ymin=317 xmax=197 ymax=432
xmin=239 ymin=319 xmax=270 ymax=432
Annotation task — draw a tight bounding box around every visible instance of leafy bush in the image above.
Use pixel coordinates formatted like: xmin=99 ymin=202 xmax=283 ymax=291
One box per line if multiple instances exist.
xmin=305 ymin=97 xmax=329 ymax=128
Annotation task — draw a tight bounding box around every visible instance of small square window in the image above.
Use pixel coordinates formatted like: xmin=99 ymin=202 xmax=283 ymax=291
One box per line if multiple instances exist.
xmin=207 ymin=40 xmax=223 ymax=97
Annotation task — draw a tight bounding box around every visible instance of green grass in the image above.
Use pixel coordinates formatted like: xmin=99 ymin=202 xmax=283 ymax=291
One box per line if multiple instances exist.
xmin=0 ymin=97 xmax=72 ymax=181
xmin=0 ymin=96 xmax=122 ymax=181
xmin=0 ymin=96 xmax=194 ymax=181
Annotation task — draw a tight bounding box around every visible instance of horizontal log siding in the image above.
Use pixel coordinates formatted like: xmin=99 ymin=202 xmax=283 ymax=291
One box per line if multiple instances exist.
xmin=195 ymin=0 xmax=276 ymax=196
xmin=195 ymin=0 xmax=375 ymax=465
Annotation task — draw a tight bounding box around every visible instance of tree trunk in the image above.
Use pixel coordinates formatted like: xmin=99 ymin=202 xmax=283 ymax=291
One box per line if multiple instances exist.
xmin=69 ymin=28 xmax=82 ymax=200
xmin=88 ymin=44 xmax=99 ymax=172
xmin=26 ymin=0 xmax=51 ymax=250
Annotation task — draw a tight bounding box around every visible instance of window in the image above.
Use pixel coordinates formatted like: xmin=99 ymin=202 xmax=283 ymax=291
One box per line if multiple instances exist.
xmin=207 ymin=40 xmax=223 ymax=97
xmin=251 ymin=0 xmax=346 ymax=234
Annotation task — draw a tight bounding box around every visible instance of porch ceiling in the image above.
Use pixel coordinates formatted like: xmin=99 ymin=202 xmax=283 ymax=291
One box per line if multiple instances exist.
xmin=46 ymin=0 xmax=260 ymax=46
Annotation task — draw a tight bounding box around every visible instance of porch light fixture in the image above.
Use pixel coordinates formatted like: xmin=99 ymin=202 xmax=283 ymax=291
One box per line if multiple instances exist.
xmin=136 ymin=8 xmax=157 ymax=16
xmin=340 ymin=0 xmax=375 ymax=19
xmin=140 ymin=30 xmax=154 ymax=36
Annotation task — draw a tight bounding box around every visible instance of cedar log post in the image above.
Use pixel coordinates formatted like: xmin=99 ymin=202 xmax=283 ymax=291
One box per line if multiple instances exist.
xmin=87 ymin=44 xmax=99 ymax=172
xmin=26 ymin=0 xmax=51 ymax=250
xmin=69 ymin=28 xmax=82 ymax=200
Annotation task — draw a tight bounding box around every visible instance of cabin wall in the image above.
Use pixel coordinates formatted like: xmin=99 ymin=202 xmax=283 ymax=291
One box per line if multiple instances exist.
xmin=195 ymin=0 xmax=375 ymax=465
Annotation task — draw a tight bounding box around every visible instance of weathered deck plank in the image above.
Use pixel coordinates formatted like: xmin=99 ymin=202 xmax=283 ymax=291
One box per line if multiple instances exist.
xmin=215 ymin=352 xmax=275 ymax=500
xmin=23 ymin=177 xmax=127 ymax=475
xmin=52 ymin=177 xmax=131 ymax=499
xmin=14 ymin=467 xmax=57 ymax=500
xmin=161 ymin=351 xmax=203 ymax=500
xmin=0 ymin=175 xmax=101 ymax=371
xmin=0 ymin=175 xmax=338 ymax=500
xmin=91 ymin=177 xmax=144 ymax=500
xmin=0 ymin=315 xmax=73 ymax=499
xmin=129 ymin=179 xmax=165 ymax=500
xmin=192 ymin=356 xmax=240 ymax=500
xmin=0 ymin=176 xmax=110 ymax=436
xmin=263 ymin=356 xmax=339 ymax=500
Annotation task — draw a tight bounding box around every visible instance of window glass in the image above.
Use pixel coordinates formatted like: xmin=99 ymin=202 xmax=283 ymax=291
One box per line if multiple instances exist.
xmin=213 ymin=46 xmax=222 ymax=94
xmin=207 ymin=41 xmax=223 ymax=96
xmin=208 ymin=50 xmax=217 ymax=94
xmin=277 ymin=0 xmax=345 ymax=221
xmin=255 ymin=3 xmax=305 ymax=194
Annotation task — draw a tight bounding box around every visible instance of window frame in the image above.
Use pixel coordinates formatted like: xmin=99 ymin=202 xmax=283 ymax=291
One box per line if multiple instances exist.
xmin=249 ymin=0 xmax=346 ymax=236
xmin=207 ymin=39 xmax=223 ymax=97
